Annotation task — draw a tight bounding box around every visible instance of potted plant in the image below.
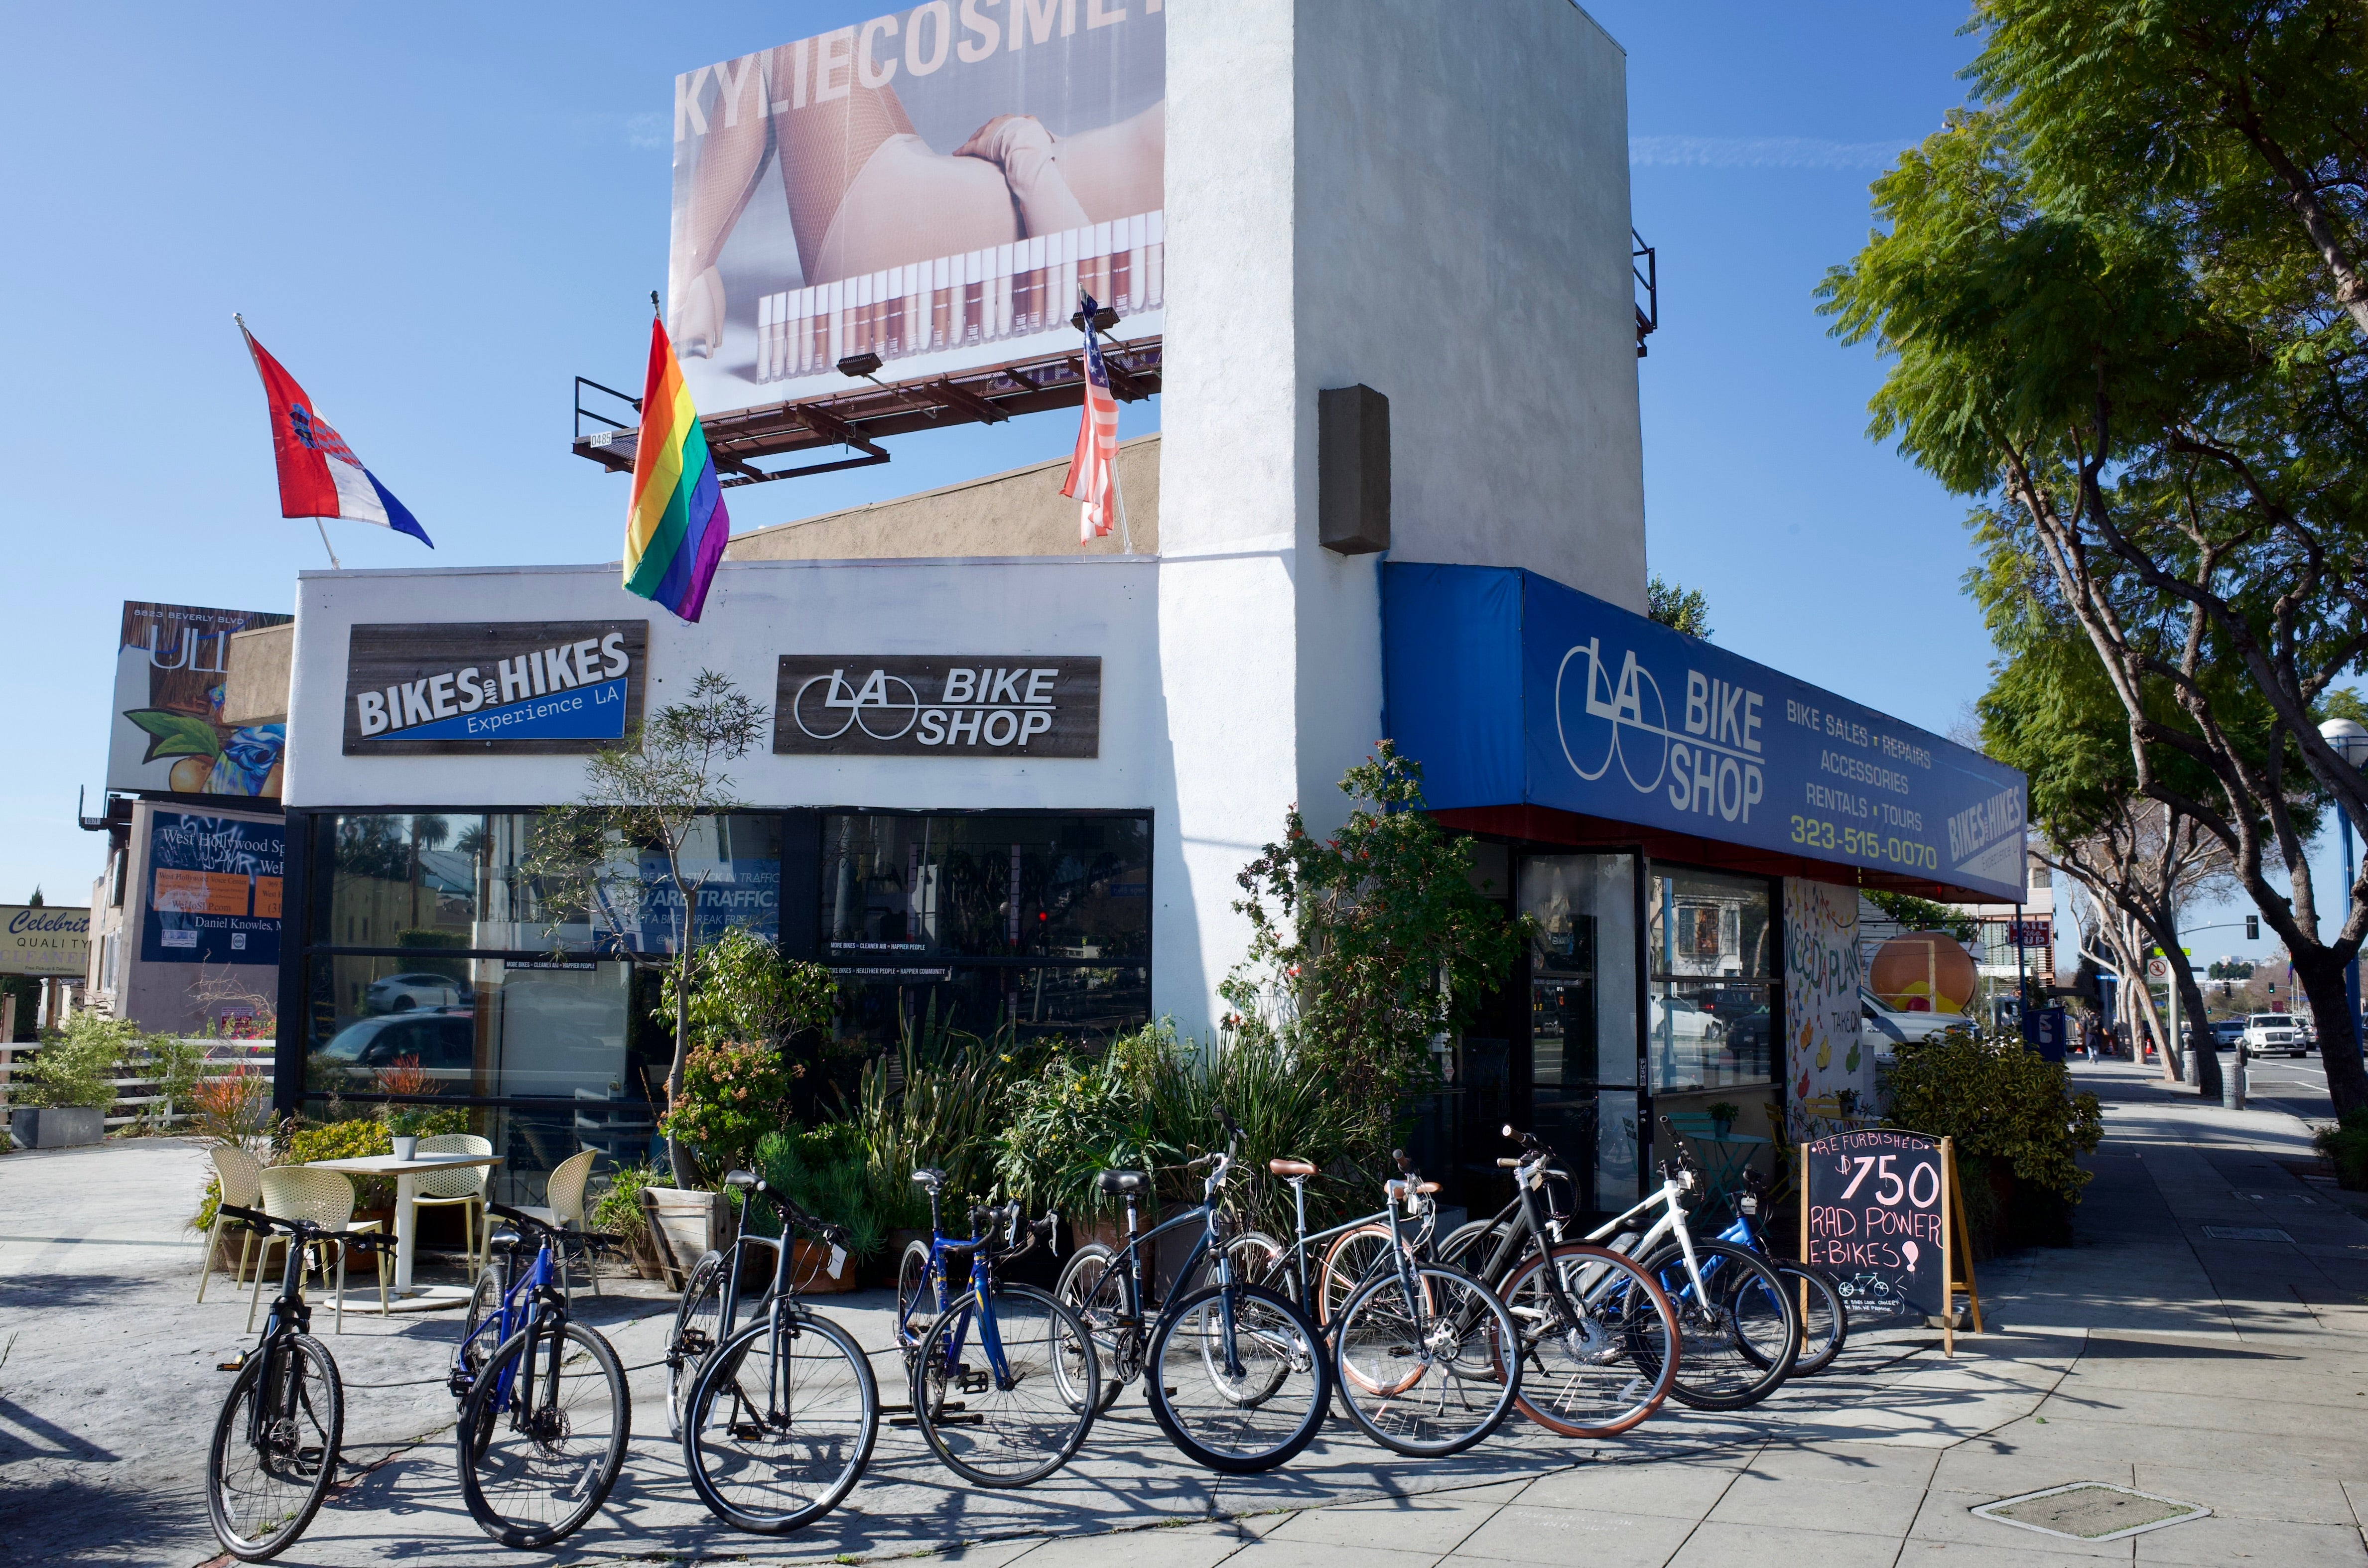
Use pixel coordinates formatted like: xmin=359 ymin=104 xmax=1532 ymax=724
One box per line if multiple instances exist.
xmin=375 ymin=1055 xmax=434 ymax=1159
xmin=1708 ymin=1101 xmax=1741 ymax=1138
xmin=13 ymin=1014 xmax=141 ymax=1147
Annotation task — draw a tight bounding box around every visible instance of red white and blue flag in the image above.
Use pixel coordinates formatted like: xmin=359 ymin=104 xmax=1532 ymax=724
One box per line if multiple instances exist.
xmin=1060 ymin=293 xmax=1123 ymax=546
xmin=238 ymin=319 xmax=431 ymax=547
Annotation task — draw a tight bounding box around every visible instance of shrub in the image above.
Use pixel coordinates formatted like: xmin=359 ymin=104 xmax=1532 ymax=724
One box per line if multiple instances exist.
xmin=17 ymin=1013 xmax=146 ymax=1110
xmin=659 ymin=927 xmax=837 ymax=1054
xmin=659 ymin=1040 xmax=799 ymax=1185
xmin=2316 ymin=1109 xmax=2368 ymax=1190
xmin=850 ymin=1008 xmax=1040 ymax=1227
xmin=592 ymin=1160 xmax=668 ymax=1247
xmin=189 ymin=1064 xmax=274 ymax=1155
xmin=754 ymin=1122 xmax=887 ymax=1261
xmin=1884 ymin=1031 xmax=2103 ymax=1205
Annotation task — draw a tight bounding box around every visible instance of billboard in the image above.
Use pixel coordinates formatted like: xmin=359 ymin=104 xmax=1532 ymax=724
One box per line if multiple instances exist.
xmin=141 ymin=812 xmax=283 ymax=967
xmin=341 ymin=621 xmax=650 ymax=755
xmin=1384 ymin=565 xmax=2031 ymax=904
xmin=108 ymin=602 xmax=292 ymax=799
xmin=0 ymin=906 xmax=90 ymax=977
xmin=668 ymin=2 xmax=1166 ymax=418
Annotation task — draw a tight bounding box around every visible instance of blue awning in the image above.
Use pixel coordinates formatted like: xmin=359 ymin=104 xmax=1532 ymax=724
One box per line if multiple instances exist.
xmin=1383 ymin=564 xmax=2029 ymax=903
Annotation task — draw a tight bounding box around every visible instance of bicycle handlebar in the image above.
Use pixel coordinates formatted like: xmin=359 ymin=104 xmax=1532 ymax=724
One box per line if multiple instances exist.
xmin=484 ymin=1200 xmax=626 ymax=1254
xmin=218 ymin=1204 xmax=390 ymax=1250
xmin=719 ymin=1170 xmax=852 ymax=1250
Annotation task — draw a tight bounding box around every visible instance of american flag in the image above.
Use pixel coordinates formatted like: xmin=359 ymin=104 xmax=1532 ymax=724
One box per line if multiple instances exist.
xmin=1060 ymin=292 xmax=1124 ymax=545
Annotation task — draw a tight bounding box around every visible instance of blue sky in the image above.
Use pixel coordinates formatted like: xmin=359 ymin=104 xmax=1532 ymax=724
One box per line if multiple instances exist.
xmin=0 ymin=1 xmax=2326 ymax=974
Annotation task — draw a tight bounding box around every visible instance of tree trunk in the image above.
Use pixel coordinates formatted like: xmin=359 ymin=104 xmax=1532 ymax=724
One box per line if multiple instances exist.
xmin=2169 ymin=955 xmax=2222 ymax=1100
xmin=2292 ymin=951 xmax=2368 ymax=1119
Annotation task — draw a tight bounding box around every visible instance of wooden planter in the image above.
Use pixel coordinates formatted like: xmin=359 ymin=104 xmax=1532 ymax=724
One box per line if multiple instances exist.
xmin=643 ymin=1186 xmax=734 ymax=1291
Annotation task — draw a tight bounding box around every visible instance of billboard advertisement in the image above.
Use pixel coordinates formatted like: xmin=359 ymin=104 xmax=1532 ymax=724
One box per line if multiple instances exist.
xmin=108 ymin=602 xmax=292 ymax=799
xmin=341 ymin=621 xmax=650 ymax=756
xmin=140 ymin=812 xmax=283 ymax=967
xmin=1384 ymin=565 xmax=2030 ymax=904
xmin=0 ymin=906 xmax=90 ymax=977
xmin=668 ymin=2 xmax=1166 ymax=418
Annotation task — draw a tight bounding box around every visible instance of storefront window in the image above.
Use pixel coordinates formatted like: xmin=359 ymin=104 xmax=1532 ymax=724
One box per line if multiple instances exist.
xmin=1520 ymin=852 xmax=1640 ymax=1213
xmin=1646 ymin=867 xmax=1777 ymax=1091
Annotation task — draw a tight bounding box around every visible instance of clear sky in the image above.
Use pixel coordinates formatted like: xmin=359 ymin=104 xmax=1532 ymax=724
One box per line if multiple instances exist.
xmin=0 ymin=1 xmax=2333 ymax=976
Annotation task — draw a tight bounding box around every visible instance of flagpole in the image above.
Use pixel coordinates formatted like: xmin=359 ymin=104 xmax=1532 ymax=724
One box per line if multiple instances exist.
xmin=314 ymin=518 xmax=342 ymax=569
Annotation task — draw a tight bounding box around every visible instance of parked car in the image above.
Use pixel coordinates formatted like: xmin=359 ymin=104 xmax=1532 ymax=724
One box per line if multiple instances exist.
xmin=2212 ymin=1018 xmax=2246 ymax=1050
xmin=2241 ymin=1013 xmax=2308 ymax=1057
xmin=311 ymin=1009 xmax=476 ymax=1088
xmin=1859 ymin=988 xmax=1968 ymax=1050
xmin=365 ymin=971 xmax=471 ymax=1014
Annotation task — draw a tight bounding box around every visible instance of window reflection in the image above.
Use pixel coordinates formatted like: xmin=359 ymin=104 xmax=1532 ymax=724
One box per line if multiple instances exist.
xmin=1519 ymin=853 xmax=1640 ymax=1212
xmin=1646 ymin=868 xmax=1777 ymax=1091
xmin=833 ymin=966 xmax=1152 ymax=1049
xmin=820 ymin=814 xmax=1149 ymax=961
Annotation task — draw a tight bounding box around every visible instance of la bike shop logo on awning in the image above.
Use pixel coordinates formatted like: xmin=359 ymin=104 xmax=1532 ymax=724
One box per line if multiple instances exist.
xmin=774 ymin=655 xmax=1101 ymax=757
xmin=342 ymin=621 xmax=650 ymax=754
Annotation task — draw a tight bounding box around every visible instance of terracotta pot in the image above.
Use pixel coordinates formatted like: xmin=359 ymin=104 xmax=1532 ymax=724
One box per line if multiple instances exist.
xmin=875 ymin=1227 xmax=931 ymax=1288
xmin=789 ymin=1239 xmax=860 ymax=1294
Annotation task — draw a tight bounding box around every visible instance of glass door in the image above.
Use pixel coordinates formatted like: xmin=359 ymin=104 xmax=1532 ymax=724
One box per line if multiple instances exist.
xmin=1519 ymin=853 xmax=1642 ymax=1214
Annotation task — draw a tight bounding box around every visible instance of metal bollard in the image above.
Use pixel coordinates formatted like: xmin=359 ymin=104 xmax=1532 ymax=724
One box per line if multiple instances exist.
xmin=2223 ymin=1044 xmax=2247 ymax=1110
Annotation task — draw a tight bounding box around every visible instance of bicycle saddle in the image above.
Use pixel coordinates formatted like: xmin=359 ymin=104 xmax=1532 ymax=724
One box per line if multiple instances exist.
xmin=1095 ymin=1169 xmax=1150 ymax=1195
xmin=1268 ymin=1158 xmax=1316 ymax=1178
xmin=485 ymin=1227 xmax=526 ymax=1253
xmin=911 ymin=1167 xmax=947 ymax=1188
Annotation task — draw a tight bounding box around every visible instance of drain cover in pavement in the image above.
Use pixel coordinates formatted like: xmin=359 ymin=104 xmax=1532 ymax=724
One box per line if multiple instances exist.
xmin=1973 ymin=1482 xmax=2209 ymax=1542
xmin=2202 ymin=1225 xmax=2293 ymax=1241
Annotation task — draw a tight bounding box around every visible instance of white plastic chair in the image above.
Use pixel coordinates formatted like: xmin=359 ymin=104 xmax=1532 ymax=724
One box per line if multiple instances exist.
xmin=411 ymin=1133 xmax=492 ymax=1278
xmin=523 ymin=1148 xmax=601 ymax=1297
xmin=248 ymin=1166 xmax=389 ymax=1334
xmin=196 ymin=1145 xmax=263 ymax=1304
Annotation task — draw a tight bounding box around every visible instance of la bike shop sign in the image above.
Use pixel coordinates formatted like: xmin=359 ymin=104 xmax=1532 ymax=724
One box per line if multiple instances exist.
xmin=1801 ymin=1128 xmax=1948 ymax=1323
xmin=774 ymin=655 xmax=1100 ymax=757
xmin=343 ymin=621 xmax=649 ymax=755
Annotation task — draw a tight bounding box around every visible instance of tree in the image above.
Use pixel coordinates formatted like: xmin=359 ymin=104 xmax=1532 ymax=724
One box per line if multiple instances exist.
xmin=1222 ymin=743 xmax=1529 ymax=1154
xmin=526 ymin=669 xmax=768 ymax=1185
xmin=1821 ymin=97 xmax=2368 ymax=1114
xmin=1647 ymin=574 xmax=1713 ymax=638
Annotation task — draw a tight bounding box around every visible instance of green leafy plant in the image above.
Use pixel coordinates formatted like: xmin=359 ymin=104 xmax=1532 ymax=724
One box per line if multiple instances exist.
xmin=1884 ymin=1031 xmax=2104 ymax=1205
xmin=658 ymin=1040 xmax=799 ymax=1185
xmin=591 ymin=1160 xmax=668 ymax=1247
xmin=754 ymin=1123 xmax=887 ymax=1262
xmin=851 ymin=1006 xmax=1039 ymax=1227
xmin=2316 ymin=1110 xmax=2368 ymax=1191
xmin=659 ymin=926 xmax=837 ymax=1055
xmin=1707 ymin=1101 xmax=1741 ymax=1132
xmin=17 ymin=1013 xmax=146 ymax=1110
xmin=1646 ymin=574 xmax=1712 ymax=638
xmin=1221 ymin=743 xmax=1529 ymax=1154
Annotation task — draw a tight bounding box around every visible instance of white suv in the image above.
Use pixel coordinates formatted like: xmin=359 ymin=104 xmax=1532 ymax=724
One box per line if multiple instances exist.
xmin=2241 ymin=1013 xmax=2307 ymax=1057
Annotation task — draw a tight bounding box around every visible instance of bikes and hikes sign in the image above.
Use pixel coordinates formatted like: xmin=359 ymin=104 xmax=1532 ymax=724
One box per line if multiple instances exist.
xmin=1800 ymin=1127 xmax=1981 ymax=1351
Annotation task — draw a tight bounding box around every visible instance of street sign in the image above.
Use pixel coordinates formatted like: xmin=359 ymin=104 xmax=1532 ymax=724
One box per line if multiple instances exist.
xmin=2146 ymin=956 xmax=2170 ymax=981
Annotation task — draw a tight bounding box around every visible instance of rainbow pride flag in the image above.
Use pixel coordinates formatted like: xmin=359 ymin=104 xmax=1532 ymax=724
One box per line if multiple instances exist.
xmin=623 ymin=319 xmax=730 ymax=622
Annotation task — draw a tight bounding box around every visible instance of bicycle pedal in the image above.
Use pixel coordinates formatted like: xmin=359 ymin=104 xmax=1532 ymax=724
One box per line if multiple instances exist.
xmin=958 ymin=1369 xmax=991 ymax=1396
xmin=216 ymin=1354 xmax=248 ymax=1372
xmin=729 ymin=1422 xmax=765 ymax=1440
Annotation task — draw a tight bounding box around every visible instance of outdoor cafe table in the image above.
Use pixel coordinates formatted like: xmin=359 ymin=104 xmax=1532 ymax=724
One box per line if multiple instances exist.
xmin=303 ymin=1152 xmax=502 ymax=1303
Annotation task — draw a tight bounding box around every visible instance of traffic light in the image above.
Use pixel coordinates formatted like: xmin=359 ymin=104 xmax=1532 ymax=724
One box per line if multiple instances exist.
xmin=2246 ymin=915 xmax=2259 ymax=940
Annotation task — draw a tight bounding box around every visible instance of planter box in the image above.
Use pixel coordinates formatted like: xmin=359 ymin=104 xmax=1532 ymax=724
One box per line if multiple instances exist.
xmin=643 ymin=1187 xmax=734 ymax=1291
xmin=16 ymin=1107 xmax=105 ymax=1149
xmin=789 ymin=1239 xmax=860 ymax=1295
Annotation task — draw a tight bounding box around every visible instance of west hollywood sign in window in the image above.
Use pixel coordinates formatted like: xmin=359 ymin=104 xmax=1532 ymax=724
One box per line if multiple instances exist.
xmin=342 ymin=621 xmax=650 ymax=755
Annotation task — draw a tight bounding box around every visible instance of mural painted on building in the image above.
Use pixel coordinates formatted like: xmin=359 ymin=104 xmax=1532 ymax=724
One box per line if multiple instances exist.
xmin=1782 ymin=878 xmax=1866 ymax=1137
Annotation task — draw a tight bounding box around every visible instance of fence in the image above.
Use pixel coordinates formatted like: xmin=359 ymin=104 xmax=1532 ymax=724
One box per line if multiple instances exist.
xmin=0 ymin=1039 xmax=275 ymax=1133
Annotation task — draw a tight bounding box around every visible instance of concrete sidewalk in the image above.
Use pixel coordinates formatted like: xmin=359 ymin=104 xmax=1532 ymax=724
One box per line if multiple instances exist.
xmin=3 ymin=1063 xmax=2365 ymax=1566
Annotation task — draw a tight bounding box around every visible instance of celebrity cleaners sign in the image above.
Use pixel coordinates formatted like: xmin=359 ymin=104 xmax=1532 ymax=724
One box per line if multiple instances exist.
xmin=342 ymin=621 xmax=649 ymax=755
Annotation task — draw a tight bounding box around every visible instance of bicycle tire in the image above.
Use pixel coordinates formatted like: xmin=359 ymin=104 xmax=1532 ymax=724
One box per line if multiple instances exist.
xmin=1778 ymin=1260 xmax=1848 ymax=1376
xmin=205 ymin=1333 xmax=344 ymax=1562
xmin=1226 ymin=1230 xmax=1292 ymax=1301
xmin=1632 ymin=1239 xmax=1799 ymax=1411
xmin=456 ymin=1266 xmax=506 ymax=1403
xmin=1145 ymin=1282 xmax=1331 ymax=1474
xmin=1496 ymin=1242 xmax=1678 ymax=1438
xmin=1332 ymin=1262 xmax=1521 ymax=1457
xmin=895 ymin=1240 xmax=935 ymax=1357
xmin=912 ymin=1282 xmax=1098 ymax=1487
xmin=1054 ymin=1242 xmax=1128 ymax=1414
xmin=456 ymin=1317 xmax=631 ymax=1548
xmin=668 ymin=1251 xmax=728 ymax=1439
xmin=1316 ymin=1223 xmax=1398 ymax=1324
xmin=683 ymin=1307 xmax=880 ymax=1534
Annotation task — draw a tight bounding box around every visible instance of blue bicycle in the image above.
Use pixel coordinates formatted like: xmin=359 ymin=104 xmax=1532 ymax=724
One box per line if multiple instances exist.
xmin=450 ymin=1201 xmax=631 ymax=1548
xmin=893 ymin=1170 xmax=1099 ymax=1486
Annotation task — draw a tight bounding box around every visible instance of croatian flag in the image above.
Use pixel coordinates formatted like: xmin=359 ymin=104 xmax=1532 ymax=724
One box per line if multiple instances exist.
xmin=238 ymin=319 xmax=431 ymax=547
xmin=1060 ymin=292 xmax=1123 ymax=546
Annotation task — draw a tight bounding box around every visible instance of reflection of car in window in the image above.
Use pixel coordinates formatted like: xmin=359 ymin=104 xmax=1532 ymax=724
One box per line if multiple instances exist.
xmin=365 ymin=971 xmax=471 ymax=1014
xmin=312 ymin=1012 xmax=474 ymax=1086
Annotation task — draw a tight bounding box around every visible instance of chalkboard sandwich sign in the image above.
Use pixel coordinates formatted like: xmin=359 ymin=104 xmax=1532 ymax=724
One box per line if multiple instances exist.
xmin=1800 ymin=1127 xmax=1983 ymax=1355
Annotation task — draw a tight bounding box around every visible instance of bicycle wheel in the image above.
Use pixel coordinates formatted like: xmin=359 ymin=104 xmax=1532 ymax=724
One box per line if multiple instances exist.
xmin=206 ymin=1333 xmax=344 ymax=1562
xmin=913 ymin=1282 xmax=1098 ymax=1486
xmin=683 ymin=1308 xmax=880 ymax=1534
xmin=1436 ymin=1219 xmax=1515 ymax=1277
xmin=456 ymin=1267 xmax=507 ymax=1400
xmin=895 ymin=1241 xmax=935 ymax=1353
xmin=1054 ymin=1243 xmax=1128 ymax=1415
xmin=1497 ymin=1242 xmax=1678 ymax=1438
xmin=1333 ymin=1262 xmax=1521 ymax=1457
xmin=1634 ymin=1239 xmax=1799 ymax=1411
xmin=456 ymin=1318 xmax=631 ymax=1548
xmin=1779 ymin=1260 xmax=1848 ymax=1376
xmin=1226 ymin=1230 xmax=1291 ymax=1300
xmin=1145 ymin=1283 xmax=1330 ymax=1474
xmin=668 ymin=1251 xmax=728 ymax=1439
xmin=1317 ymin=1223 xmax=1398 ymax=1323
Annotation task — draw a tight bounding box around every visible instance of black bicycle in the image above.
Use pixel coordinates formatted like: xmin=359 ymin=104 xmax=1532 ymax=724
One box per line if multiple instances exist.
xmin=205 ymin=1205 xmax=383 ymax=1562
xmin=1052 ymin=1106 xmax=1334 ymax=1473
xmin=452 ymin=1202 xmax=633 ymax=1549
xmin=1720 ymin=1167 xmax=1848 ymax=1376
xmin=682 ymin=1171 xmax=880 ymax=1532
xmin=666 ymin=1176 xmax=849 ymax=1440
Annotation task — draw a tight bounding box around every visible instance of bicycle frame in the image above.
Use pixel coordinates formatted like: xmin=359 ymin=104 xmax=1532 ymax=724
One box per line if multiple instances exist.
xmin=898 ymin=1188 xmax=1033 ymax=1392
xmin=452 ymin=1222 xmax=561 ymax=1414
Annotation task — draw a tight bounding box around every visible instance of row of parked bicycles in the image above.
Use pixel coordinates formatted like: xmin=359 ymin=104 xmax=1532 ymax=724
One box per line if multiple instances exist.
xmin=202 ymin=1111 xmax=1851 ymax=1561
